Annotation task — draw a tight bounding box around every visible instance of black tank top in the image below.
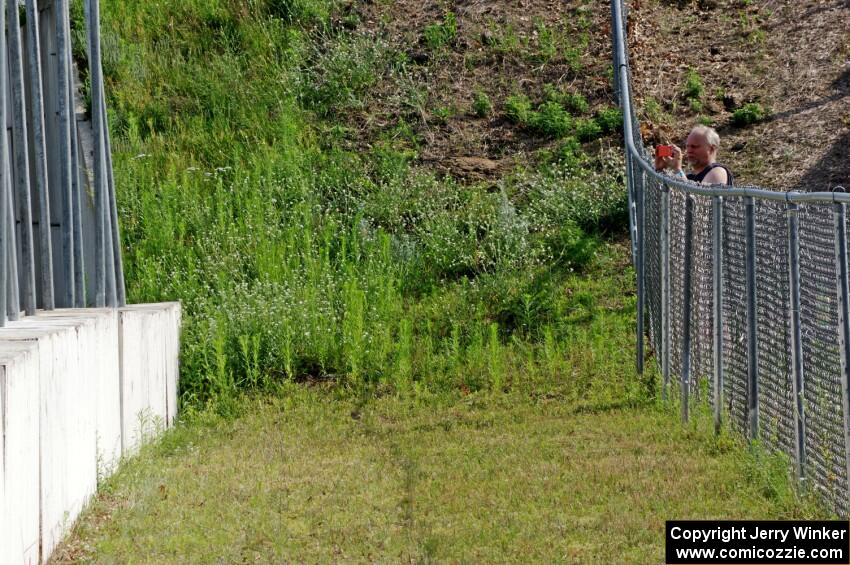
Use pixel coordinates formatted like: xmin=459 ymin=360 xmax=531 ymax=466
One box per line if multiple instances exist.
xmin=687 ymin=163 xmax=734 ymax=185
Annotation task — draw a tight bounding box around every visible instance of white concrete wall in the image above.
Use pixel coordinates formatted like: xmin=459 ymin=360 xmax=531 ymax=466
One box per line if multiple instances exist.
xmin=0 ymin=342 xmax=41 ymax=565
xmin=118 ymin=303 xmax=181 ymax=455
xmin=0 ymin=302 xmax=180 ymax=565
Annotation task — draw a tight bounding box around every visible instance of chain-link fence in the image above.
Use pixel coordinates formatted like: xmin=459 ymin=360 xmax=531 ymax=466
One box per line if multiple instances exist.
xmin=613 ymin=0 xmax=850 ymax=515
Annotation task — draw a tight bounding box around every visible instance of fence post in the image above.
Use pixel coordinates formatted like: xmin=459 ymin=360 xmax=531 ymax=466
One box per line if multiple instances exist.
xmin=681 ymin=194 xmax=694 ymax=423
xmin=787 ymin=198 xmax=806 ymax=481
xmin=712 ymin=195 xmax=724 ymax=433
xmin=636 ymin=164 xmax=645 ymax=375
xmin=744 ymin=195 xmax=760 ymax=440
xmin=25 ymin=0 xmax=55 ymax=310
xmin=6 ymin=189 xmax=18 ymax=320
xmin=68 ymin=45 xmax=86 ymax=307
xmin=7 ymin=0 xmax=37 ymax=315
xmin=56 ymin=0 xmax=75 ymax=308
xmin=832 ymin=196 xmax=850 ymax=498
xmin=661 ymin=183 xmax=671 ymax=400
xmin=0 ymin=0 xmax=8 ymax=327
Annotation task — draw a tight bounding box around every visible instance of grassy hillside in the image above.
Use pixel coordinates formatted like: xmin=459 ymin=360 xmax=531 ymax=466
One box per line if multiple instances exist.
xmin=84 ymin=0 xmax=629 ymax=408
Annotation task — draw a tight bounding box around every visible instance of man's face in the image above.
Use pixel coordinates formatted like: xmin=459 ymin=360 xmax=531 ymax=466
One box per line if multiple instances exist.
xmin=685 ymin=132 xmax=714 ymax=168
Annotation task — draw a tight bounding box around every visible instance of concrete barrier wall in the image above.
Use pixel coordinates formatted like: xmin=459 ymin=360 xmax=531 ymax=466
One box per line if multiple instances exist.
xmin=0 ymin=302 xmax=180 ymax=565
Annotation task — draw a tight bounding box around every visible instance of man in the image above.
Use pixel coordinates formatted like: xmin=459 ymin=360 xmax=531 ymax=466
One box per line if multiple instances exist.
xmin=654 ymin=125 xmax=734 ymax=185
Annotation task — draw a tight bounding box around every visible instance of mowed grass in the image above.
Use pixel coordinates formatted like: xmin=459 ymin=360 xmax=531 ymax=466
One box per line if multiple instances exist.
xmin=51 ymin=245 xmax=828 ymax=564
xmin=52 ymin=389 xmax=826 ymax=564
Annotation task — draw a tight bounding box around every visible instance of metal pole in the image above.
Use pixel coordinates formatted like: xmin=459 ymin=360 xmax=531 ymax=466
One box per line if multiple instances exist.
xmin=681 ymin=195 xmax=694 ymax=422
xmin=712 ymin=195 xmax=724 ymax=433
xmin=787 ymin=198 xmax=806 ymax=481
xmin=626 ymin=153 xmax=637 ymax=267
xmin=0 ymin=0 xmax=8 ymax=327
xmin=101 ymin=89 xmax=126 ymax=306
xmin=56 ymin=0 xmax=74 ymax=308
xmin=104 ymin=181 xmax=117 ymax=306
xmin=25 ymin=0 xmax=55 ymax=310
xmin=744 ymin=195 xmax=759 ymax=440
xmin=67 ymin=43 xmax=85 ymax=307
xmin=832 ymin=199 xmax=850 ymax=499
xmin=6 ymin=187 xmax=19 ymax=320
xmin=7 ymin=0 xmax=37 ymax=315
xmin=636 ymin=166 xmax=645 ymax=374
xmin=86 ymin=0 xmax=107 ymax=307
xmin=661 ymin=184 xmax=671 ymax=399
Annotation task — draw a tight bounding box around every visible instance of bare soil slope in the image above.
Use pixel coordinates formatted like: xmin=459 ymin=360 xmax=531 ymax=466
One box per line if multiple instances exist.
xmin=341 ymin=0 xmax=848 ymax=190
xmin=333 ymin=0 xmax=619 ymax=182
xmin=629 ymin=0 xmax=850 ymax=190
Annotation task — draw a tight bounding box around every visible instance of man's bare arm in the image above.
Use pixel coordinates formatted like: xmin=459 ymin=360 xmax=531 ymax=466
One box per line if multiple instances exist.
xmin=702 ymin=166 xmax=728 ymax=185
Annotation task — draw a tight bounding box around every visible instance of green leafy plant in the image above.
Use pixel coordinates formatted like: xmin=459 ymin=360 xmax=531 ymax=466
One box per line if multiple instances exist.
xmin=504 ymin=94 xmax=533 ymax=125
xmin=423 ymin=12 xmax=458 ymax=50
xmin=562 ymin=92 xmax=589 ymax=115
xmin=535 ymin=21 xmax=558 ymax=63
xmin=530 ymin=100 xmax=573 ymax=138
xmin=575 ymin=118 xmax=602 ymax=142
xmin=683 ymin=68 xmax=704 ymax=102
xmin=554 ymin=137 xmax=584 ymax=169
xmin=432 ymin=105 xmax=455 ymax=124
xmin=594 ymin=107 xmax=622 ymax=134
xmin=732 ymin=102 xmax=767 ymax=126
xmin=544 ymin=84 xmax=589 ymax=115
xmin=472 ymin=90 xmax=493 ymax=117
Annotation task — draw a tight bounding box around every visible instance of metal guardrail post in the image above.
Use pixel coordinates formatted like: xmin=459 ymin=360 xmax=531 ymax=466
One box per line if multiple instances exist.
xmin=102 ymin=91 xmax=127 ymax=306
xmin=832 ymin=197 xmax=850 ymax=497
xmin=86 ymin=0 xmax=108 ymax=307
xmin=712 ymin=195 xmax=724 ymax=433
xmin=744 ymin=195 xmax=760 ymax=440
xmin=661 ymin=183 xmax=671 ymax=399
xmin=56 ymin=0 xmax=75 ymax=308
xmin=0 ymin=0 xmax=8 ymax=326
xmin=681 ymin=195 xmax=694 ymax=422
xmin=7 ymin=0 xmax=37 ymax=315
xmin=636 ymin=160 xmax=645 ymax=375
xmin=626 ymin=153 xmax=637 ymax=267
xmin=6 ymin=188 xmax=19 ymax=320
xmin=787 ymin=198 xmax=806 ymax=481
xmin=67 ymin=45 xmax=86 ymax=308
xmin=25 ymin=0 xmax=55 ymax=310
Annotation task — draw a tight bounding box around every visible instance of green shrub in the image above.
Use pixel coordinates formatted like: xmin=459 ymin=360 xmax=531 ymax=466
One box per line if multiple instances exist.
xmin=732 ymin=102 xmax=767 ymax=126
xmin=543 ymin=84 xmax=588 ymax=115
xmin=432 ymin=106 xmax=455 ymax=124
xmin=472 ymin=90 xmax=492 ymax=117
xmin=683 ymin=68 xmax=704 ymax=100
xmin=689 ymin=98 xmax=703 ymax=113
xmin=553 ymin=137 xmax=584 ymax=169
xmin=423 ymin=12 xmax=458 ymax=50
xmin=575 ymin=118 xmax=602 ymax=142
xmin=530 ymin=101 xmax=572 ymax=138
xmin=594 ymin=107 xmax=623 ymax=133
xmin=505 ymin=94 xmax=533 ymax=125
xmin=562 ymin=92 xmax=589 ymax=115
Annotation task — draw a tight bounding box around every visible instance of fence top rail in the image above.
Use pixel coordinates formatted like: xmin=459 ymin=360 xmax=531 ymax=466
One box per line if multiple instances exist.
xmin=611 ymin=0 xmax=846 ymax=206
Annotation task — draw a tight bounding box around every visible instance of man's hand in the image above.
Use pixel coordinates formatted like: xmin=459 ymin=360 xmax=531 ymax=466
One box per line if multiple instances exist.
xmin=654 ymin=144 xmax=683 ymax=173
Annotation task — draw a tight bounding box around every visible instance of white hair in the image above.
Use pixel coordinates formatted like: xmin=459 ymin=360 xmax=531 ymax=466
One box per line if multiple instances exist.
xmin=690 ymin=125 xmax=720 ymax=150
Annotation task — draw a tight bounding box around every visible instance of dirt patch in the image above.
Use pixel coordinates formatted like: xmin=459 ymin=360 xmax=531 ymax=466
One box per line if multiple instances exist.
xmin=628 ymin=0 xmax=850 ymax=190
xmin=333 ymin=0 xmax=621 ymax=182
xmin=331 ymin=0 xmax=849 ymax=190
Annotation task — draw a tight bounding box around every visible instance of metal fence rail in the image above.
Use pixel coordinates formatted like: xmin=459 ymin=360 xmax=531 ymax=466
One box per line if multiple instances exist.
xmin=0 ymin=0 xmax=124 ymax=326
xmin=612 ymin=0 xmax=850 ymax=514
